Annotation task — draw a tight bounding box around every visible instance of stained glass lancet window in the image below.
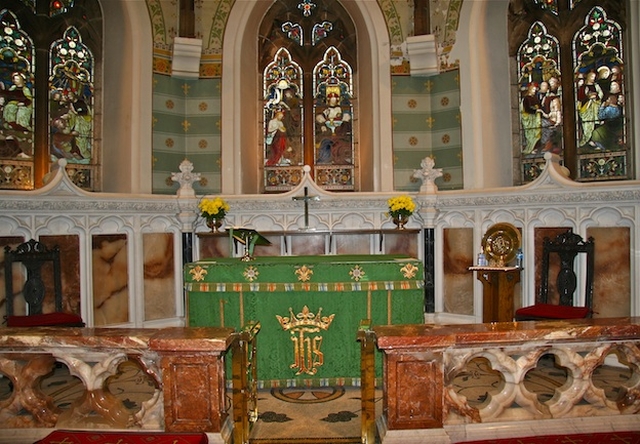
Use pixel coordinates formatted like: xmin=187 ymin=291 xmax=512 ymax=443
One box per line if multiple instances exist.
xmin=263 ymin=48 xmax=304 ymax=192
xmin=313 ymin=47 xmax=354 ymax=190
xmin=49 ymin=26 xmax=94 ymax=175
xmin=0 ymin=9 xmax=35 ymax=189
xmin=517 ymin=22 xmax=562 ymax=181
xmin=573 ymin=6 xmax=626 ymax=181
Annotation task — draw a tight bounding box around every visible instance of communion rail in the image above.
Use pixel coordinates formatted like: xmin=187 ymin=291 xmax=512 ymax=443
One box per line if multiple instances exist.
xmin=0 ymin=325 xmax=260 ymax=444
xmin=359 ymin=318 xmax=640 ymax=444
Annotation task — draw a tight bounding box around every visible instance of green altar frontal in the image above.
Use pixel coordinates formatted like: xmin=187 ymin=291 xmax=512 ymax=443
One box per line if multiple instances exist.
xmin=184 ymin=254 xmax=424 ymax=386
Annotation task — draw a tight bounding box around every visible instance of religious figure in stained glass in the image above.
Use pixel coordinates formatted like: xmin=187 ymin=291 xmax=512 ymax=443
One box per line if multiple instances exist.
xmin=313 ymin=47 xmax=354 ymax=190
xmin=517 ymin=22 xmax=562 ymax=158
xmin=263 ymin=48 xmax=304 ymax=190
xmin=0 ymin=9 xmax=34 ymax=161
xmin=315 ymin=85 xmax=351 ymax=164
xmin=49 ymin=26 xmax=94 ymax=164
xmin=573 ymin=7 xmax=624 ymax=154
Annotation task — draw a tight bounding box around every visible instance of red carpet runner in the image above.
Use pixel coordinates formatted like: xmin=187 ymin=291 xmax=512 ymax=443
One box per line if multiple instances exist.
xmin=465 ymin=431 xmax=640 ymax=444
xmin=35 ymin=430 xmax=208 ymax=444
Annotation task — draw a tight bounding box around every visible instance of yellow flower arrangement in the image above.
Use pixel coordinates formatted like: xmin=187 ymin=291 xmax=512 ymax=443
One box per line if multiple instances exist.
xmin=199 ymin=197 xmax=230 ymax=220
xmin=387 ymin=195 xmax=416 ymax=218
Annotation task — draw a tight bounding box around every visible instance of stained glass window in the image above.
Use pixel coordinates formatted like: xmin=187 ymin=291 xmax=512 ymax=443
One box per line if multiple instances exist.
xmin=573 ymin=6 xmax=626 ymax=181
xmin=517 ymin=22 xmax=562 ymax=181
xmin=511 ymin=0 xmax=629 ymax=183
xmin=0 ymin=2 xmax=100 ymax=190
xmin=49 ymin=26 xmax=94 ymax=168
xmin=260 ymin=0 xmax=357 ymax=192
xmin=313 ymin=47 xmax=354 ymax=190
xmin=263 ymin=48 xmax=304 ymax=192
xmin=0 ymin=9 xmax=35 ymax=189
xmin=50 ymin=0 xmax=74 ymax=17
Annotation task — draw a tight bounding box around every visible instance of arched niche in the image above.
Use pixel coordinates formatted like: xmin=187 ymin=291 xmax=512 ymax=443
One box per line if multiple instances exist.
xmin=221 ymin=1 xmax=394 ymax=194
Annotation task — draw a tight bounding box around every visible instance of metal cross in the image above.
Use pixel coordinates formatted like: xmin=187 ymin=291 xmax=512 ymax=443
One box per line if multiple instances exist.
xmin=292 ymin=186 xmax=320 ymax=230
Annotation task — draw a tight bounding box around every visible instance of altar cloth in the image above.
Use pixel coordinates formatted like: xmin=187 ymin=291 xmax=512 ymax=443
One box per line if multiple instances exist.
xmin=185 ymin=254 xmax=424 ymax=385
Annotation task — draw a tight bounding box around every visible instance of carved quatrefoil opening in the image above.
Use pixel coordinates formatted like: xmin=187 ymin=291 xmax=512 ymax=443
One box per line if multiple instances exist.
xmin=592 ymin=350 xmax=635 ymax=404
xmin=40 ymin=361 xmax=85 ymax=409
xmin=523 ymin=353 xmax=568 ymax=404
xmin=452 ymin=357 xmax=505 ymax=408
xmin=0 ymin=371 xmax=13 ymax=401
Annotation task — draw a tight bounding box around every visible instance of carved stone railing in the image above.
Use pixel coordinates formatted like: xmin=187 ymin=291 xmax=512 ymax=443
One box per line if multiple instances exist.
xmin=0 ymin=326 xmax=241 ymax=443
xmin=364 ymin=318 xmax=640 ymax=443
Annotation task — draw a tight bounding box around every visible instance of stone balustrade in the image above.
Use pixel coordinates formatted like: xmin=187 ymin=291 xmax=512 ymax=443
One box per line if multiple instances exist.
xmin=361 ymin=318 xmax=640 ymax=443
xmin=0 ymin=326 xmax=241 ymax=444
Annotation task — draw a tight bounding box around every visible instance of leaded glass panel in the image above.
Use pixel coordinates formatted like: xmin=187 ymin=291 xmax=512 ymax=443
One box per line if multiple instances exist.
xmin=0 ymin=9 xmax=35 ymax=189
xmin=50 ymin=0 xmax=75 ymax=17
xmin=313 ymin=47 xmax=354 ymax=190
xmin=532 ymin=0 xmax=558 ymax=15
xmin=49 ymin=26 xmax=94 ymax=172
xmin=573 ymin=6 xmax=626 ymax=181
xmin=517 ymin=21 xmax=562 ymax=182
xmin=263 ymin=48 xmax=304 ymax=192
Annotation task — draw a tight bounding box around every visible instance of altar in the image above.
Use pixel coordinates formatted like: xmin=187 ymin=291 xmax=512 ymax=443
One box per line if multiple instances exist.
xmin=184 ymin=254 xmax=424 ymax=385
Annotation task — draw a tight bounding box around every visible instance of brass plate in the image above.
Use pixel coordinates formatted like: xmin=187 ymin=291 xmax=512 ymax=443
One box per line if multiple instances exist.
xmin=482 ymin=223 xmax=521 ymax=266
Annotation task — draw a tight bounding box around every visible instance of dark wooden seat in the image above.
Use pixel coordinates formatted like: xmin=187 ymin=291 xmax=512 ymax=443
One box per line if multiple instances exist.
xmin=515 ymin=231 xmax=595 ymax=321
xmin=4 ymin=239 xmax=84 ymax=327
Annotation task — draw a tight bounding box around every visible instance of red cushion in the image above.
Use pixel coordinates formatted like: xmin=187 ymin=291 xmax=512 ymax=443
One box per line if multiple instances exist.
xmin=515 ymin=303 xmax=590 ymax=320
xmin=6 ymin=312 xmax=84 ymax=327
xmin=35 ymin=430 xmax=208 ymax=444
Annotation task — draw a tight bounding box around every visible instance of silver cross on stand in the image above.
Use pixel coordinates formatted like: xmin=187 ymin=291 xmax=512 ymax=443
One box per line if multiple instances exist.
xmin=292 ymin=186 xmax=320 ymax=231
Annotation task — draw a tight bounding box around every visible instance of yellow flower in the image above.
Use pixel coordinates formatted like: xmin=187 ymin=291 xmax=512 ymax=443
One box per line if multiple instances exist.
xmin=387 ymin=195 xmax=416 ymax=218
xmin=199 ymin=197 xmax=230 ymax=219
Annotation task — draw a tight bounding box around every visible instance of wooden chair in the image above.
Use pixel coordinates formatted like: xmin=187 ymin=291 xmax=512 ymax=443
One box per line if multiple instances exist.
xmin=515 ymin=231 xmax=595 ymax=321
xmin=3 ymin=239 xmax=84 ymax=327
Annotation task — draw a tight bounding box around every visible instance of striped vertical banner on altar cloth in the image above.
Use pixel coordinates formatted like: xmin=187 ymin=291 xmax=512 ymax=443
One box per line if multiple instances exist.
xmin=317 ymin=283 xmax=328 ymax=291
xmin=335 ymin=282 xmax=344 ymax=291
xmin=266 ymin=283 xmax=277 ymax=291
xmin=284 ymin=283 xmax=295 ymax=291
xmin=368 ymin=282 xmax=378 ymax=291
xmin=301 ymin=283 xmax=311 ymax=291
xmin=216 ymin=283 xmax=226 ymax=292
xmin=351 ymin=283 xmax=362 ymax=291
xmin=233 ymin=283 xmax=243 ymax=292
xmin=249 ymin=283 xmax=260 ymax=291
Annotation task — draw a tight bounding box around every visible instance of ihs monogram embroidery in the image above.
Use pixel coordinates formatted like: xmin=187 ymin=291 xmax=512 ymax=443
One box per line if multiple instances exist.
xmin=276 ymin=306 xmax=335 ymax=376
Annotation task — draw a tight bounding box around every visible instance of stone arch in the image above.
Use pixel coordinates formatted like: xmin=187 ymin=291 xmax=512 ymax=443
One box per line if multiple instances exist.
xmin=221 ymin=1 xmax=393 ymax=194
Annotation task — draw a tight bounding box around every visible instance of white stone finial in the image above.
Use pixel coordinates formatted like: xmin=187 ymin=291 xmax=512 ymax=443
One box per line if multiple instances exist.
xmin=413 ymin=156 xmax=443 ymax=194
xmin=172 ymin=159 xmax=201 ymax=198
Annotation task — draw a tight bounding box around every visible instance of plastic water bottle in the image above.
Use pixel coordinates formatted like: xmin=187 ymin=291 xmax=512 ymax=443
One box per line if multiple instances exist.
xmin=477 ymin=252 xmax=488 ymax=266
xmin=515 ymin=249 xmax=523 ymax=268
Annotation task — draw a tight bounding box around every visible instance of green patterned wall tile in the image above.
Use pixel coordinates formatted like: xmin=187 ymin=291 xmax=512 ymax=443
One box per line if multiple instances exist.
xmin=187 ymin=78 xmax=221 ymax=97
xmin=185 ymin=98 xmax=221 ymax=116
xmin=431 ymin=129 xmax=461 ymax=151
xmin=153 ymin=132 xmax=186 ymax=154
xmin=176 ymin=115 xmax=221 ymax=134
xmin=431 ymin=146 xmax=462 ymax=167
xmin=392 ymin=76 xmax=434 ymax=94
xmin=391 ymin=95 xmax=432 ymax=113
xmin=153 ymin=151 xmax=188 ymax=171
xmin=392 ymin=133 xmax=432 ymax=151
